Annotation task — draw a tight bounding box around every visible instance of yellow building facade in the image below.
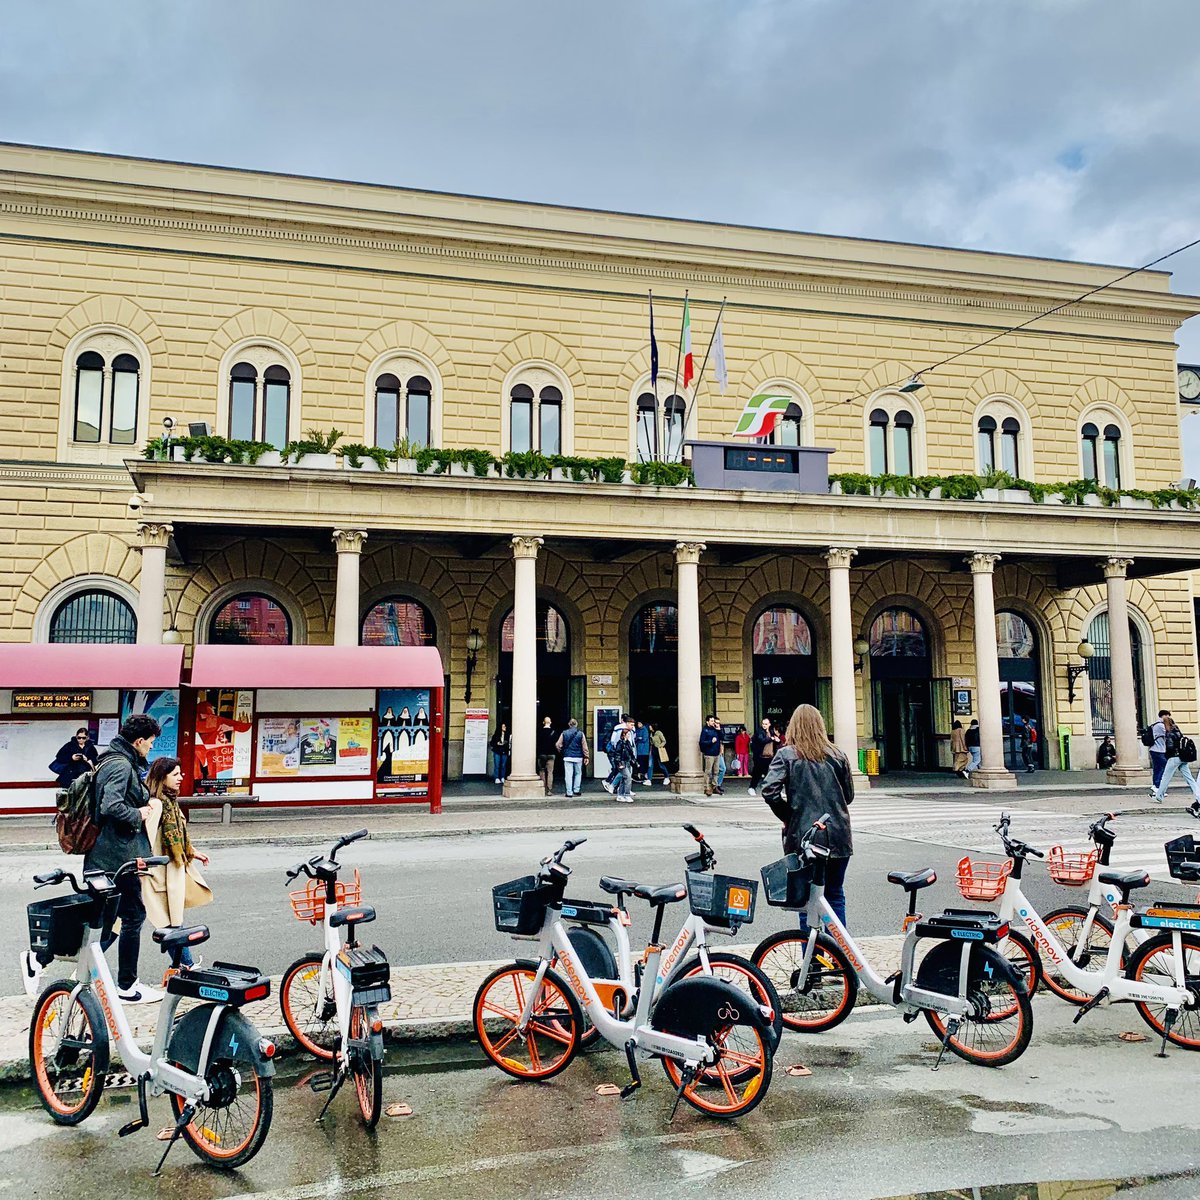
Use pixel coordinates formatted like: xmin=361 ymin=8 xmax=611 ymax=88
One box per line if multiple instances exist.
xmin=2 ymin=143 xmax=1200 ymax=802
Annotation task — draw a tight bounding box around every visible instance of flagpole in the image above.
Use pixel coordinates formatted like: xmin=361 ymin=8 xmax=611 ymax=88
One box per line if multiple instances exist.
xmin=683 ymin=296 xmax=726 ymax=437
xmin=667 ymin=290 xmax=688 ymax=461
xmin=649 ymin=289 xmax=661 ymax=462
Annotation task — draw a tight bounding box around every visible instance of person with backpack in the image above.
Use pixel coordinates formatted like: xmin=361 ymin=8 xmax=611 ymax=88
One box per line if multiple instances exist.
xmin=1145 ymin=709 xmax=1171 ymax=795
xmin=1151 ymin=714 xmax=1200 ymax=815
xmin=1022 ymin=720 xmax=1039 ymax=773
xmin=84 ymin=713 xmax=162 ymax=1004
xmin=609 ymin=726 xmax=636 ymax=803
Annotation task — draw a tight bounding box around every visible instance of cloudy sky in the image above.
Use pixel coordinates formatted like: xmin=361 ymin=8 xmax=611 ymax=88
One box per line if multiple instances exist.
xmin=4 ymin=0 xmax=1200 ymax=454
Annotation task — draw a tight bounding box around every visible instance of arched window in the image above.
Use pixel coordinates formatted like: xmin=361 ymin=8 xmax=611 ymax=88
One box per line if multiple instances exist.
xmin=771 ymin=402 xmax=804 ymax=447
xmin=1103 ymin=424 xmax=1122 ymax=489
xmin=501 ymin=603 xmax=569 ymax=653
xmin=636 ymin=393 xmax=657 ymax=462
xmin=977 ymin=415 xmax=997 ymax=473
xmin=663 ymin=395 xmax=686 ymax=463
xmin=635 ymin=393 xmax=686 ymax=463
xmin=209 ymin=594 xmax=292 ymax=645
xmin=630 ymin=603 xmax=678 ymax=654
xmin=373 ymin=373 xmax=401 ymax=449
xmin=539 ymin=386 xmax=562 ymax=456
xmin=361 ymin=598 xmax=436 ymax=647
xmin=868 ymin=400 xmax=920 ymax=476
xmin=892 ymin=410 xmax=914 ymax=475
xmin=505 ymin=369 xmax=571 ymax=456
xmin=1081 ymin=422 xmax=1100 ymax=481
xmin=1086 ymin=611 xmax=1145 ymax=735
xmin=73 ymin=349 xmax=140 ymax=446
xmin=228 ymin=360 xmax=291 ymax=449
xmin=1000 ymin=417 xmax=1021 ymax=477
xmin=869 ymin=408 xmax=889 ymax=474
xmin=49 ymin=590 xmax=136 ymax=644
xmin=407 ymin=376 xmax=432 ymax=449
xmin=1081 ymin=415 xmax=1125 ymax=488
xmin=372 ymin=371 xmax=432 ymax=450
xmin=869 ymin=608 xmax=928 ymax=657
xmin=509 ymin=383 xmax=534 ymax=454
xmin=752 ymin=607 xmax=813 ymax=655
xmin=996 ymin=611 xmax=1035 ymax=658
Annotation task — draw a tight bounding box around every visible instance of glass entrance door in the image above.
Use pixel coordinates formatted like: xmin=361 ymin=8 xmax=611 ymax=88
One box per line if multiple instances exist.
xmin=997 ymin=611 xmax=1043 ymax=770
xmin=868 ymin=607 xmax=935 ymax=772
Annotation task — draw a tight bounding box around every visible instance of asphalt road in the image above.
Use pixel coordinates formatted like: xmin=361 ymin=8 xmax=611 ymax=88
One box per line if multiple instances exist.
xmin=1 ymin=999 xmax=1197 ymax=1199
xmin=3 ymin=812 xmax=1196 ymax=978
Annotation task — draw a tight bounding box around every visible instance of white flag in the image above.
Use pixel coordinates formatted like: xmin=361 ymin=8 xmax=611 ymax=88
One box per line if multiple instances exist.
xmin=711 ymin=317 xmax=728 ymax=393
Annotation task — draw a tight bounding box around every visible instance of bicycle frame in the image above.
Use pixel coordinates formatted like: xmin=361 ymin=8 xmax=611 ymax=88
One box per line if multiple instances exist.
xmin=315 ymin=889 xmax=357 ymax=1064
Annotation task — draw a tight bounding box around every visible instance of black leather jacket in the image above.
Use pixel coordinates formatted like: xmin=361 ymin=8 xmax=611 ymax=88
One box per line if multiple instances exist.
xmin=760 ymin=745 xmax=854 ymax=858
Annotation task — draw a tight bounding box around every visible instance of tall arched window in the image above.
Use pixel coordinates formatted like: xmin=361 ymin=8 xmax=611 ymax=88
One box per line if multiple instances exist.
xmin=868 ymin=401 xmax=919 ymax=476
xmin=630 ymin=603 xmax=678 ymax=654
xmin=977 ymin=415 xmax=997 ymax=472
xmin=869 ymin=608 xmax=928 ymax=657
xmin=771 ymin=402 xmax=804 ymax=447
xmin=373 ymin=370 xmax=432 ymax=449
xmin=506 ymin=369 xmax=571 ymax=456
xmin=752 ymin=606 xmax=816 ymax=729
xmin=752 ymin=607 xmax=813 ymax=655
xmin=510 ymin=383 xmax=534 ymax=454
xmin=73 ymin=349 xmax=140 ymax=445
xmin=228 ymin=361 xmax=290 ymax=449
xmin=869 ymin=408 xmax=889 ymax=474
xmin=663 ymin=394 xmax=686 ymax=463
xmin=210 ymin=594 xmax=292 ymax=645
xmin=539 ymin=386 xmax=562 ymax=455
xmin=1081 ymin=416 xmax=1124 ymax=487
xmin=1103 ymin=424 xmax=1122 ymax=488
xmin=361 ymin=598 xmax=436 ymax=646
xmin=892 ymin=410 xmax=914 ymax=475
xmin=49 ymin=590 xmax=137 ymax=644
xmin=1086 ymin=611 xmax=1145 ymax=735
xmin=635 ymin=393 xmax=686 ymax=462
xmin=636 ymin=393 xmax=657 ymax=462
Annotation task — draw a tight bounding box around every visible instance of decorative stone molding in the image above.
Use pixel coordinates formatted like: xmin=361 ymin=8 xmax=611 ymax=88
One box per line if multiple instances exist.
xmin=332 ymin=529 xmax=368 ymax=555
xmin=674 ymin=542 xmax=706 ymax=564
xmin=966 ymin=552 xmax=1001 ymax=574
xmin=1101 ymin=557 xmax=1134 ymax=579
xmin=137 ymin=522 xmax=173 ymax=550
xmin=823 ymin=547 xmax=858 ymax=570
xmin=511 ymin=536 xmax=544 ymax=559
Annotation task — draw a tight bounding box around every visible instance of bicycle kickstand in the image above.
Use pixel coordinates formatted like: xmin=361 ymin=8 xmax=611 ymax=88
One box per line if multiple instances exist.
xmin=620 ymin=1039 xmax=642 ymax=1100
xmin=316 ymin=1066 xmax=347 ymax=1122
xmin=932 ymin=1017 xmax=961 ymax=1072
xmin=153 ymin=1101 xmax=195 ymax=1177
xmin=668 ymin=1063 xmax=697 ymax=1122
xmin=1156 ymin=1008 xmax=1178 ymax=1059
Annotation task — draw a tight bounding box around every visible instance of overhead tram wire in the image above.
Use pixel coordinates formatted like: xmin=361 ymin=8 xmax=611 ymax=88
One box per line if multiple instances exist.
xmin=838 ymin=231 xmax=1200 ymax=402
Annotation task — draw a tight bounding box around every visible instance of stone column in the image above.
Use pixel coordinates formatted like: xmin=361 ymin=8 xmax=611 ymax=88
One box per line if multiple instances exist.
xmin=967 ymin=553 xmax=1018 ymax=790
xmin=504 ymin=536 xmax=545 ymax=799
xmin=673 ymin=541 xmax=707 ymax=794
xmin=824 ymin=547 xmax=866 ymax=779
xmin=1102 ymin=557 xmax=1150 ymax=785
xmin=331 ymin=529 xmax=367 ymax=647
xmin=135 ymin=522 xmax=172 ymax=645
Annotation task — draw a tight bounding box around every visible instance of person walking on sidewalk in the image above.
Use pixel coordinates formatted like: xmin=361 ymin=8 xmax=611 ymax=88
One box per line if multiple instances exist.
xmin=1022 ymin=720 xmax=1039 ymax=773
xmin=1148 ymin=709 xmax=1171 ymax=797
xmin=84 ymin=713 xmax=162 ymax=1004
xmin=965 ymin=719 xmax=981 ymax=774
xmin=490 ymin=723 xmax=511 ymax=785
xmin=748 ymin=717 xmax=778 ymax=796
xmin=761 ymin=703 xmax=853 ymax=935
xmin=650 ymin=724 xmax=671 ymax=787
xmin=1151 ymin=714 xmax=1200 ymax=815
xmin=950 ymin=721 xmax=970 ymax=779
xmin=536 ymin=716 xmax=558 ymax=795
xmin=699 ymin=716 xmax=722 ymax=796
xmin=610 ymin=727 xmax=636 ymax=803
xmin=142 ymin=757 xmax=212 ymax=970
xmin=634 ymin=720 xmax=651 ymax=786
xmin=556 ymin=718 xmax=589 ymax=798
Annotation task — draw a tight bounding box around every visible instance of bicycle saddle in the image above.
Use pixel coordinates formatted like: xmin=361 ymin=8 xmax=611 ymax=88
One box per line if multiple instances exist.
xmin=329 ymin=904 xmax=376 ymax=928
xmin=153 ymin=924 xmax=210 ymax=954
xmin=886 ymin=867 xmax=937 ymax=891
xmin=599 ymin=875 xmax=638 ymax=895
xmin=634 ymin=882 xmax=687 ymax=906
xmin=1098 ymin=869 xmax=1150 ymax=891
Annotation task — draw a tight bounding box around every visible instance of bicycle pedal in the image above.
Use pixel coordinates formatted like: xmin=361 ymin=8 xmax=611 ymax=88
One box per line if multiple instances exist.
xmin=1072 ymin=986 xmax=1110 ymax=1024
xmin=307 ymin=1071 xmax=335 ymax=1092
xmin=117 ymin=1117 xmax=147 ymax=1138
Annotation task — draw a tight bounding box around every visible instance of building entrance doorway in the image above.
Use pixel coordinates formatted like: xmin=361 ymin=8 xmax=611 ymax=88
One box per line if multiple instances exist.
xmin=752 ymin=606 xmax=817 ymax=730
xmin=869 ymin=607 xmax=937 ymax=771
xmin=997 ymin=611 xmax=1044 ymax=770
xmin=629 ymin=603 xmax=679 ymax=759
xmin=496 ymin=602 xmax=571 ymax=745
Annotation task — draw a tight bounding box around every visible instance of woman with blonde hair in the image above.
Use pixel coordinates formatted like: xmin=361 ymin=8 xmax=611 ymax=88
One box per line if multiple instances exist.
xmin=141 ymin=757 xmax=212 ymax=970
xmin=760 ymin=704 xmax=853 ymax=933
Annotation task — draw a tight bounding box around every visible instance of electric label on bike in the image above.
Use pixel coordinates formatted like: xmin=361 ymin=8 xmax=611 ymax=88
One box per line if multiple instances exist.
xmin=199 ymin=985 xmax=230 ymax=1001
xmin=1140 ymin=914 xmax=1200 ymax=932
xmin=561 ymin=906 xmax=578 ymax=917
xmin=950 ymin=929 xmax=984 ymax=940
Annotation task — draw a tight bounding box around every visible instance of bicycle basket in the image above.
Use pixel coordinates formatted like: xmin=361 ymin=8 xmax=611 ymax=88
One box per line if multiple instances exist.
xmin=27 ymin=892 xmax=109 ymax=964
xmin=760 ymin=854 xmax=811 ymax=909
xmin=1046 ymin=845 xmax=1098 ymax=886
xmin=492 ymin=874 xmax=557 ymax=936
xmin=1165 ymin=835 xmax=1200 ymax=882
xmin=955 ymin=857 xmax=1012 ymax=902
xmin=685 ymin=871 xmax=757 ymax=926
xmin=289 ymin=868 xmax=362 ymax=924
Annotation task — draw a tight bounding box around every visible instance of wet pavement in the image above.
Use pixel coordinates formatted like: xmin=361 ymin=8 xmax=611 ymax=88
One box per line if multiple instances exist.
xmin=2 ymin=998 xmax=1197 ymax=1200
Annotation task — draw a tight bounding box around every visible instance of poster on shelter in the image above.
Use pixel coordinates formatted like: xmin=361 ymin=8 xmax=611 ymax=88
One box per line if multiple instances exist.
xmin=337 ymin=717 xmax=372 ymax=767
xmin=257 ymin=717 xmax=300 ymax=776
xmin=120 ymin=689 xmax=179 ymax=759
xmin=300 ymin=718 xmax=337 ymax=767
xmin=376 ymin=688 xmax=430 ymax=791
xmin=193 ymin=690 xmax=254 ymax=783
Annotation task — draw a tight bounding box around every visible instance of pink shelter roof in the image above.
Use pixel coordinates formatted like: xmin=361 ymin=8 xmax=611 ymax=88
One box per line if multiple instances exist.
xmin=0 ymin=644 xmax=185 ymax=689
xmin=188 ymin=645 xmax=444 ymax=689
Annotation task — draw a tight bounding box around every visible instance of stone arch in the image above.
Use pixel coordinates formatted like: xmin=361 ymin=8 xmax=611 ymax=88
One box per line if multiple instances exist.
xmin=731 ymin=556 xmax=830 ymax=675
xmin=1070 ymin=376 xmax=1140 ymax=433
xmin=964 ymin=368 xmax=1039 ymax=416
xmin=740 ymin=351 xmax=827 ymax=411
xmin=491 ymin=331 xmax=585 ymax=396
xmin=852 ymin=559 xmax=961 ymax=672
xmin=854 ymin=359 xmax=931 ymax=406
xmin=351 ymin=319 xmax=456 ymax=388
xmin=47 ymin=296 xmax=166 ymax=360
xmin=206 ymin=307 xmax=317 ymax=376
xmin=359 ymin=541 xmax=466 ymax=657
xmin=13 ymin=533 xmax=142 ymax=634
xmin=994 ymin=563 xmax=1069 ymax=647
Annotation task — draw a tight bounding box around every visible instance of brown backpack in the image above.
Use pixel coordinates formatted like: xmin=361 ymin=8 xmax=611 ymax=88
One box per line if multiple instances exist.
xmin=53 ymin=750 xmax=118 ymax=854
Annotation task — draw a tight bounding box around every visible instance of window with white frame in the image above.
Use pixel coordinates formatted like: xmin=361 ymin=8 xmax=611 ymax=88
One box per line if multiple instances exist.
xmin=71 ymin=344 xmax=140 ymax=446
xmin=1081 ymin=415 xmax=1125 ymax=488
xmin=227 ymin=346 xmax=294 ymax=449
xmin=975 ymin=397 xmax=1030 ymax=478
xmin=633 ymin=391 xmax=687 ymax=463
xmin=374 ymin=371 xmax=432 ymax=450
xmin=505 ymin=366 xmax=571 ymax=455
xmin=868 ymin=405 xmax=915 ymax=475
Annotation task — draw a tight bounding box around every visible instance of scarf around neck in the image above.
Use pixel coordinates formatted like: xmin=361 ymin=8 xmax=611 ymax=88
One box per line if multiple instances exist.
xmin=157 ymin=787 xmax=192 ymax=866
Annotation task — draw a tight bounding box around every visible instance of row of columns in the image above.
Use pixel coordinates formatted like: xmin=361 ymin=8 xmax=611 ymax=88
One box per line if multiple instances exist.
xmin=134 ymin=523 xmax=1149 ymax=789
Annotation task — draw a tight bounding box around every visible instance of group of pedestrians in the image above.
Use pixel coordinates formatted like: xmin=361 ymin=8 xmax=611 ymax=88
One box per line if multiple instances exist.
xmin=1146 ymin=709 xmax=1200 ymax=816
xmin=600 ymin=714 xmax=670 ymax=802
xmin=699 ymin=715 xmax=781 ymax=797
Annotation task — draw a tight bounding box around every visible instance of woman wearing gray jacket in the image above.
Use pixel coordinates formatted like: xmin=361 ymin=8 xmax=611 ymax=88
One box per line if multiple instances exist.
xmin=760 ymin=704 xmax=853 ymax=934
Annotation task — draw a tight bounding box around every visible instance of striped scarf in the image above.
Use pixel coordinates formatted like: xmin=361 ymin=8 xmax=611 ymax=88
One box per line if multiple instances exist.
xmin=157 ymin=787 xmax=193 ymax=867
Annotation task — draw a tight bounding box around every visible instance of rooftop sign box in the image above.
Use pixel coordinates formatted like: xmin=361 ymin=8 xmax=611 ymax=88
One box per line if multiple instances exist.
xmin=686 ymin=441 xmax=835 ymax=493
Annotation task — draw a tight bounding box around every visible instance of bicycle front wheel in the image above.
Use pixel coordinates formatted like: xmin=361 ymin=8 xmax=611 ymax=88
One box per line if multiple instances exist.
xmin=751 ymin=929 xmax=858 ymax=1033
xmin=350 ymin=1006 xmax=383 ymax=1127
xmin=1041 ymin=906 xmax=1115 ymax=1005
xmin=168 ymin=1044 xmax=274 ymax=1169
xmin=671 ymin=952 xmax=784 ymax=1053
xmin=473 ymin=962 xmax=582 ymax=1080
xmin=29 ymin=980 xmax=108 ymax=1125
xmin=997 ymin=929 xmax=1041 ymax=1004
xmin=661 ymin=1020 xmax=772 ymax=1119
xmin=1125 ymin=932 xmax=1200 ymax=1049
xmin=280 ymin=953 xmax=337 ymax=1060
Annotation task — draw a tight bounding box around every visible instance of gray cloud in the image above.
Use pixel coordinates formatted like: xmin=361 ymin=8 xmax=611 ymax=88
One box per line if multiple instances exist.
xmin=2 ymin=0 xmax=1199 ymax=353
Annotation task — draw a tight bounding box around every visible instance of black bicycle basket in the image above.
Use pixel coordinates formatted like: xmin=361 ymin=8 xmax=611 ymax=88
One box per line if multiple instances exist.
xmin=684 ymin=871 xmax=757 ymax=927
xmin=1165 ymin=835 xmax=1200 ymax=882
xmin=492 ymin=874 xmax=558 ymax=935
xmin=27 ymin=892 xmax=112 ymax=965
xmin=760 ymin=854 xmax=811 ymax=909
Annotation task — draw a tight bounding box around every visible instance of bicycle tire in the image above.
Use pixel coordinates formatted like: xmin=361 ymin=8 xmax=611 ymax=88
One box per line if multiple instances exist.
xmin=473 ymin=961 xmax=582 ymax=1081
xmin=350 ymin=1005 xmax=383 ymax=1127
xmin=661 ymin=1019 xmax=773 ymax=1119
xmin=280 ymin=953 xmax=338 ymax=1061
xmin=167 ymin=1043 xmax=273 ymax=1169
xmin=997 ymin=928 xmax=1041 ymax=1002
xmin=751 ymin=928 xmax=859 ymax=1033
xmin=669 ymin=952 xmax=784 ymax=1051
xmin=1124 ymin=932 xmax=1200 ymax=1050
xmin=1041 ymin=906 xmax=1116 ymax=1005
xmin=29 ymin=980 xmax=108 ymax=1125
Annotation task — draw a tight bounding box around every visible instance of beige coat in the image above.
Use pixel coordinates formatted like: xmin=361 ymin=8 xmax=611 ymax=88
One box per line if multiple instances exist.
xmin=141 ymin=796 xmax=213 ymax=929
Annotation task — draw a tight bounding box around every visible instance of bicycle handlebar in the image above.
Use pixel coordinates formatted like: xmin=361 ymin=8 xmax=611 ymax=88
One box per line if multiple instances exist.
xmin=681 ymin=824 xmax=716 ymax=870
xmin=32 ymin=857 xmax=167 ymax=895
xmin=993 ymin=812 xmax=1044 ymax=859
xmin=285 ymin=829 xmax=370 ymax=883
xmin=1088 ymin=812 xmax=1117 ymax=842
xmin=331 ymin=828 xmax=369 ymax=862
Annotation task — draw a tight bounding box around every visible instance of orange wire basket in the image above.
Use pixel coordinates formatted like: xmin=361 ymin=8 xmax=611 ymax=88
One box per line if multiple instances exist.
xmin=288 ymin=869 xmax=362 ymax=924
xmin=1047 ymin=846 xmax=1098 ymax=886
xmin=956 ymin=856 xmax=1012 ymax=902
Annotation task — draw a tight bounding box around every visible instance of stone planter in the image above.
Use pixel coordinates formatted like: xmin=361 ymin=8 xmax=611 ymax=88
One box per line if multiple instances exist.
xmin=171 ymin=445 xmax=191 ymax=463
xmin=925 ymin=487 xmax=942 ymax=500
xmin=550 ymin=467 xmax=573 ymax=482
xmin=828 ymin=480 xmax=842 ymax=495
xmin=293 ymin=453 xmax=339 ymax=469
xmin=448 ymin=462 xmax=471 ymax=477
xmin=1081 ymin=493 xmax=1102 ymax=507
xmin=1000 ymin=488 xmax=1026 ymax=503
xmin=256 ymin=450 xmax=283 ymax=467
xmin=343 ymin=457 xmax=380 ymax=472
xmin=392 ymin=457 xmax=416 ymax=474
xmin=980 ymin=487 xmax=1000 ymax=501
xmin=1118 ymin=495 xmax=1152 ymax=509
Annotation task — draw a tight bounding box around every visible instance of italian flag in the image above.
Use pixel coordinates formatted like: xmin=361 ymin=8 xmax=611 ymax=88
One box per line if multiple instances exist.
xmin=681 ymin=298 xmax=693 ymax=388
xmin=732 ymin=393 xmax=792 ymax=437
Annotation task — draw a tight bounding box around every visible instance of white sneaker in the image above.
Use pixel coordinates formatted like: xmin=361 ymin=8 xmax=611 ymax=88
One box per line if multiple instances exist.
xmin=601 ymin=780 xmax=614 ymax=794
xmin=19 ymin=951 xmax=42 ymax=998
xmin=662 ymin=777 xmax=671 ymax=786
xmin=641 ymin=779 xmax=651 ymax=786
xmin=118 ymin=981 xmax=164 ymax=1004
xmin=616 ymin=794 xmax=634 ymax=803
xmin=747 ymin=786 xmax=756 ymax=796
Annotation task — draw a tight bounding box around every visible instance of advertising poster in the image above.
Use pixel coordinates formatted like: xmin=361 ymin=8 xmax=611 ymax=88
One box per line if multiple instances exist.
xmin=120 ymin=689 xmax=180 ymax=759
xmin=193 ymin=689 xmax=254 ymax=783
xmin=337 ymin=718 xmax=372 ymax=767
xmin=257 ymin=717 xmax=300 ymax=776
xmin=377 ymin=688 xmax=430 ymax=792
xmin=463 ymin=707 xmax=490 ymax=776
xmin=300 ymin=717 xmax=337 ymax=767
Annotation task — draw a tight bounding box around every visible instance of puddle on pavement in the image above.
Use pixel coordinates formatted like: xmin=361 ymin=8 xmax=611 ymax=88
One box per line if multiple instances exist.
xmin=881 ymin=1173 xmax=1200 ymax=1199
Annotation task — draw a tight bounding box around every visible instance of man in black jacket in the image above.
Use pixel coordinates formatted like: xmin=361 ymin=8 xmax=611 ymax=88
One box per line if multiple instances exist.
xmin=536 ymin=716 xmax=558 ymax=796
xmin=84 ymin=714 xmax=161 ymax=1003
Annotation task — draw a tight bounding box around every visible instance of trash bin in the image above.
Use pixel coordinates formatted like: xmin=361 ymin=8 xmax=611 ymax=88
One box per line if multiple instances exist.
xmin=1057 ymin=726 xmax=1071 ymax=771
xmin=857 ymin=749 xmax=867 ymax=775
xmin=863 ymin=749 xmax=880 ymax=776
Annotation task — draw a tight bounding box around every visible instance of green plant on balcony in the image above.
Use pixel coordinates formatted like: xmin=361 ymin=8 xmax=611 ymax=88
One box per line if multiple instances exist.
xmin=339 ymin=442 xmax=390 ymax=470
xmin=502 ymin=450 xmax=552 ymax=479
xmin=630 ymin=460 xmax=694 ymax=486
xmin=459 ymin=448 xmax=497 ymax=477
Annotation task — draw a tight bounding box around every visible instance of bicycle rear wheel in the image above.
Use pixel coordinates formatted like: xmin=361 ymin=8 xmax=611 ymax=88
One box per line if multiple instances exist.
xmin=280 ymin=953 xmax=337 ymax=1060
xmin=350 ymin=1006 xmax=383 ymax=1127
xmin=661 ymin=1020 xmax=772 ymax=1119
xmin=751 ymin=929 xmax=858 ymax=1033
xmin=923 ymin=976 xmax=1033 ymax=1067
xmin=168 ymin=1044 xmax=273 ymax=1169
xmin=29 ymin=981 xmax=108 ymax=1125
xmin=473 ymin=962 xmax=582 ymax=1080
xmin=1125 ymin=932 xmax=1200 ymax=1049
xmin=1041 ymin=906 xmax=1116 ymax=1005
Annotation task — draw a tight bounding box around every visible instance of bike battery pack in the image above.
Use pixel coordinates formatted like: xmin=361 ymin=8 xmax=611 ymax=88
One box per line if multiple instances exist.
xmin=336 ymin=943 xmax=391 ymax=1005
